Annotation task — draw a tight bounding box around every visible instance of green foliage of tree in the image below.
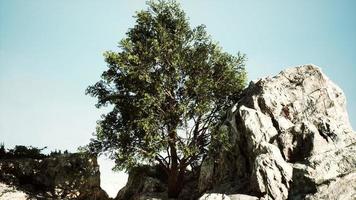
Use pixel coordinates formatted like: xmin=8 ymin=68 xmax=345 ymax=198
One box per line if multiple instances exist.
xmin=86 ymin=0 xmax=246 ymax=197
xmin=49 ymin=149 xmax=70 ymax=157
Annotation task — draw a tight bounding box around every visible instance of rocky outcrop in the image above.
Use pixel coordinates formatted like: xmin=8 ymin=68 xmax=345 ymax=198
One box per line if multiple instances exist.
xmin=199 ymin=65 xmax=356 ymax=199
xmin=0 ymin=153 xmax=109 ymax=199
xmin=115 ymin=166 xmax=199 ymax=200
xmin=115 ymin=166 xmax=167 ymax=200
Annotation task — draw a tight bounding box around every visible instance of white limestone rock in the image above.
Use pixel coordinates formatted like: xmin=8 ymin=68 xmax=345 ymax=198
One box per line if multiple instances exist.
xmin=199 ymin=193 xmax=260 ymax=200
xmin=0 ymin=182 xmax=29 ymax=200
xmin=229 ymin=194 xmax=259 ymax=200
xmin=199 ymin=65 xmax=356 ymax=200
xmin=199 ymin=193 xmax=231 ymax=200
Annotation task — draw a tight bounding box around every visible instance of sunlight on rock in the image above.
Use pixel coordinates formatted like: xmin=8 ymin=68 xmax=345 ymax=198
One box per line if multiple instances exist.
xmin=98 ymin=156 xmax=128 ymax=198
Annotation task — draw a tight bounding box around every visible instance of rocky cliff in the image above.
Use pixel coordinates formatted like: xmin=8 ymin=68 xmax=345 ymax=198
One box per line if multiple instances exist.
xmin=116 ymin=65 xmax=356 ymax=200
xmin=0 ymin=153 xmax=109 ymax=199
xmin=199 ymin=64 xmax=355 ymax=200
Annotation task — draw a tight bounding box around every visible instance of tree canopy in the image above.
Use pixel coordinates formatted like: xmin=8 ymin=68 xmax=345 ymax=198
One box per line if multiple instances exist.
xmin=86 ymin=0 xmax=246 ymax=197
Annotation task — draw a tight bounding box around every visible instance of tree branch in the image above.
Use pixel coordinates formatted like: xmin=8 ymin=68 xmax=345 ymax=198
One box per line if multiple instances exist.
xmin=155 ymin=156 xmax=169 ymax=174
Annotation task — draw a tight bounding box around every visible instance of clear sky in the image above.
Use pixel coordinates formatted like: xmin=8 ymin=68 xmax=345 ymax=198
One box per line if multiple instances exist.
xmin=1 ymin=0 xmax=355 ymax=197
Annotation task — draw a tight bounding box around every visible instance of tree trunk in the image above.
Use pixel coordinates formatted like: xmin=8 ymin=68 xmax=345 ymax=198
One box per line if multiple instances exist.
xmin=167 ymin=124 xmax=184 ymax=198
xmin=167 ymin=168 xmax=184 ymax=198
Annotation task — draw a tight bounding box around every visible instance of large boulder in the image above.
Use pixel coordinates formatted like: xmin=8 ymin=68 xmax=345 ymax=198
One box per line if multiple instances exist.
xmin=115 ymin=166 xmax=167 ymax=200
xmin=115 ymin=165 xmax=199 ymax=200
xmin=199 ymin=65 xmax=356 ymax=199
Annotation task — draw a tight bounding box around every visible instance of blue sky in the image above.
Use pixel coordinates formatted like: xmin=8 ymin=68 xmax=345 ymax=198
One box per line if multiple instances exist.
xmin=1 ymin=0 xmax=355 ymax=197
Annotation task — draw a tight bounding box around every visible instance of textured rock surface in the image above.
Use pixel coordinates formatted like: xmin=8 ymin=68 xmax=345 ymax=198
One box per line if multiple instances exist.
xmin=115 ymin=166 xmax=167 ymax=200
xmin=304 ymin=171 xmax=356 ymax=200
xmin=115 ymin=165 xmax=199 ymax=200
xmin=0 ymin=153 xmax=109 ymax=200
xmin=199 ymin=65 xmax=356 ymax=200
xmin=199 ymin=193 xmax=230 ymax=200
xmin=0 ymin=182 xmax=30 ymax=200
xmin=199 ymin=193 xmax=259 ymax=200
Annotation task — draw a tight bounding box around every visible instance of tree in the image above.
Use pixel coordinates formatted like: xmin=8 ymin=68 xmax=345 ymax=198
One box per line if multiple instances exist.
xmin=86 ymin=0 xmax=246 ymax=197
xmin=8 ymin=145 xmax=47 ymax=159
xmin=0 ymin=143 xmax=5 ymax=158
